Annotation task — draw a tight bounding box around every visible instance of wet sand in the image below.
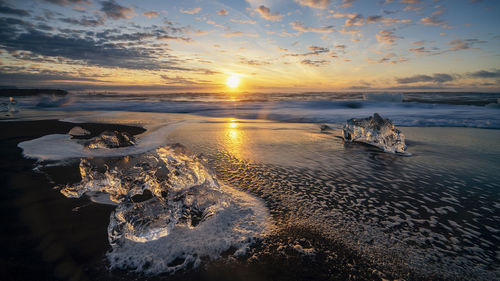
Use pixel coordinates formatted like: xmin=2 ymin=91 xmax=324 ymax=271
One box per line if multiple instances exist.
xmin=1 ymin=118 xmax=499 ymax=281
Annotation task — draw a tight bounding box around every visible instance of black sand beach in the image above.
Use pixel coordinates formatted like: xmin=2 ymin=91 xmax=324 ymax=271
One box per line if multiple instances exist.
xmin=2 ymin=117 xmax=499 ymax=280
xmin=0 ymin=120 xmax=394 ymax=281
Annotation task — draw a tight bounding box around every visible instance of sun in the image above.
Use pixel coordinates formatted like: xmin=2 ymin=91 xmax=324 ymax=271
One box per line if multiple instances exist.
xmin=226 ymin=74 xmax=240 ymax=89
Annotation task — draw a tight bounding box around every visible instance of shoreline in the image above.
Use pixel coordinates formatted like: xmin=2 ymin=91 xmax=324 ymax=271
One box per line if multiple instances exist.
xmin=1 ymin=118 xmax=499 ymax=280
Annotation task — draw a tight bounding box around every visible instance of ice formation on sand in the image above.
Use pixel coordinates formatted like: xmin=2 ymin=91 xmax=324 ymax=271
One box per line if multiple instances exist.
xmin=68 ymin=126 xmax=90 ymax=137
xmin=83 ymin=131 xmax=136 ymax=149
xmin=61 ymin=143 xmax=270 ymax=274
xmin=342 ymin=113 xmax=408 ymax=154
xmin=1 ymin=97 xmax=19 ymax=112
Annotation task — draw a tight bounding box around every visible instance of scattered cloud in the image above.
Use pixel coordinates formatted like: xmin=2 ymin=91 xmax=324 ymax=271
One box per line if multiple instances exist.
xmin=287 ymin=45 xmax=330 ymax=57
xmin=448 ymin=38 xmax=486 ymax=51
xmin=0 ymin=17 xmax=192 ymax=71
xmin=376 ymin=30 xmax=401 ymax=44
xmin=224 ymin=31 xmax=259 ymax=37
xmin=42 ymin=0 xmax=90 ymax=6
xmin=420 ymin=16 xmax=444 ymax=26
xmin=0 ymin=0 xmax=30 ymax=16
xmin=345 ymin=14 xmax=365 ymax=26
xmin=143 ymin=11 xmax=159 ymax=19
xmin=290 ymin=21 xmax=335 ymax=33
xmin=339 ymin=0 xmax=358 ymax=9
xmin=217 ymin=9 xmax=228 ymax=16
xmin=396 ymin=73 xmax=455 ymax=84
xmin=230 ymin=18 xmax=256 ymax=24
xmin=255 ymin=5 xmax=283 ymax=22
xmin=295 ymin=0 xmax=331 ymax=9
xmin=100 ymin=0 xmax=135 ymax=20
xmin=240 ymin=57 xmax=271 ymax=66
xmin=370 ymin=53 xmax=408 ymax=64
xmin=60 ymin=15 xmax=105 ymax=26
xmin=468 ymin=69 xmax=500 ymax=78
xmin=180 ymin=7 xmax=202 ymax=15
xmin=301 ymin=59 xmax=329 ymax=67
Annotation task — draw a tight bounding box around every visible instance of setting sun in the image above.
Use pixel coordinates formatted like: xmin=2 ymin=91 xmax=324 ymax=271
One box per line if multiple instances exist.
xmin=226 ymin=75 xmax=240 ymax=89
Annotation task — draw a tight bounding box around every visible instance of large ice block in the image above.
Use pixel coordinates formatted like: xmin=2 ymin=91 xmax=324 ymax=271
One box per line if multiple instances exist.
xmin=342 ymin=113 xmax=408 ymax=154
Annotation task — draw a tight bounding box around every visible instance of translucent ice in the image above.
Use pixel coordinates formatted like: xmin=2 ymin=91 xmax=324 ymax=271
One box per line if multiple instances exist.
xmin=60 ymin=143 xmax=270 ymax=274
xmin=68 ymin=126 xmax=90 ymax=137
xmin=61 ymin=144 xmax=218 ymax=202
xmin=342 ymin=113 xmax=408 ymax=154
xmin=83 ymin=130 xmax=135 ymax=149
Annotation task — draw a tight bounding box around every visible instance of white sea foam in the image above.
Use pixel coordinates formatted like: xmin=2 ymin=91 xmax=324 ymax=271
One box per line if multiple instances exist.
xmin=107 ymin=184 xmax=270 ymax=274
xmin=18 ymin=113 xmax=188 ymax=161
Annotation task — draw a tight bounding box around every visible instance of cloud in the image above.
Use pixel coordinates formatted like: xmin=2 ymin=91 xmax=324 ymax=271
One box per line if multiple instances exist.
xmin=448 ymin=38 xmax=486 ymax=51
xmin=180 ymin=7 xmax=202 ymax=15
xmin=301 ymin=59 xmax=329 ymax=67
xmin=0 ymin=0 xmax=30 ymax=16
xmin=239 ymin=57 xmax=270 ymax=66
xmin=217 ymin=9 xmax=228 ymax=16
xmin=42 ymin=0 xmax=90 ymax=6
xmin=332 ymin=12 xmax=410 ymax=27
xmin=366 ymin=15 xmax=383 ymax=23
xmin=0 ymin=18 xmax=192 ymax=71
xmin=161 ymin=75 xmax=214 ymax=85
xmin=468 ymin=69 xmax=500 ymax=78
xmin=419 ymin=8 xmax=450 ymax=28
xmin=0 ymin=71 xmax=105 ymax=84
xmin=143 ymin=11 xmax=159 ymax=19
xmin=396 ymin=73 xmax=455 ymax=84
xmin=230 ymin=18 xmax=257 ymax=24
xmin=345 ymin=14 xmax=364 ymax=27
xmin=60 ymin=16 xmax=105 ymax=26
xmin=448 ymin=39 xmax=470 ymax=51
xmin=100 ymin=0 xmax=135 ymax=20
xmin=287 ymin=45 xmax=330 ymax=57
xmin=420 ymin=16 xmax=444 ymax=26
xmin=370 ymin=53 xmax=408 ymax=64
xmin=295 ymin=0 xmax=331 ymax=9
xmin=339 ymin=0 xmax=358 ymax=8
xmin=223 ymin=31 xmax=259 ymax=37
xmin=290 ymin=21 xmax=335 ymax=33
xmin=408 ymin=46 xmax=431 ymax=54
xmin=255 ymin=5 xmax=283 ymax=22
xmin=401 ymin=0 xmax=421 ymax=3
xmin=376 ymin=30 xmax=401 ymax=44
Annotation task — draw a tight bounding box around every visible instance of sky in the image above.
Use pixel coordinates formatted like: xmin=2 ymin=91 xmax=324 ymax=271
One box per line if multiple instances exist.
xmin=0 ymin=0 xmax=499 ymax=92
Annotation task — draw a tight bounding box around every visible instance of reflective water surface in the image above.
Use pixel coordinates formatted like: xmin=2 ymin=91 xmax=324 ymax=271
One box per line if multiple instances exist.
xmin=163 ymin=119 xmax=500 ymax=280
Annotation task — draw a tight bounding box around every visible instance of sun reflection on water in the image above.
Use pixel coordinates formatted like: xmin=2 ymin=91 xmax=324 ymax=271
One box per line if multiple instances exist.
xmin=224 ymin=119 xmax=243 ymax=158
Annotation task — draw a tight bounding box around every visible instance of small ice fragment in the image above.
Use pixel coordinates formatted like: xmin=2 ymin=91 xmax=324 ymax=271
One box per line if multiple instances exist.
xmin=320 ymin=124 xmax=332 ymax=132
xmin=83 ymin=131 xmax=135 ymax=149
xmin=68 ymin=126 xmax=90 ymax=137
xmin=8 ymin=97 xmax=19 ymax=113
xmin=342 ymin=113 xmax=408 ymax=154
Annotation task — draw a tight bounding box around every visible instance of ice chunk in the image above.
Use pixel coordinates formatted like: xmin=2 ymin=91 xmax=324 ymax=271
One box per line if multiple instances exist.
xmin=60 ymin=143 xmax=270 ymax=274
xmin=61 ymin=144 xmax=218 ymax=201
xmin=342 ymin=113 xmax=408 ymax=154
xmin=68 ymin=126 xmax=90 ymax=137
xmin=83 ymin=130 xmax=135 ymax=149
xmin=320 ymin=124 xmax=333 ymax=132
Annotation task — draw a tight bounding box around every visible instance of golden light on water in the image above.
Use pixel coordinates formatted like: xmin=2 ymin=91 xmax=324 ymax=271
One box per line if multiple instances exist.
xmin=226 ymin=74 xmax=240 ymax=89
xmin=224 ymin=119 xmax=243 ymax=158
